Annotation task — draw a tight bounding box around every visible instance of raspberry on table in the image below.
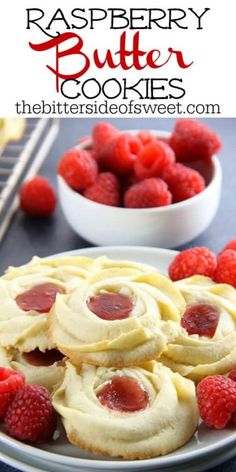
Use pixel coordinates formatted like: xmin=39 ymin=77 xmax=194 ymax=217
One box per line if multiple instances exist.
xmin=169 ymin=119 xmax=222 ymax=162
xmin=124 ymin=177 xmax=172 ymax=208
xmin=221 ymin=238 xmax=236 ymax=253
xmin=5 ymin=384 xmax=57 ymax=442
xmin=19 ymin=176 xmax=57 ymax=217
xmin=58 ymin=148 xmax=98 ymax=191
xmin=0 ymin=368 xmax=25 ymax=421
xmin=168 ymin=247 xmax=217 ymax=281
xmin=214 ymin=249 xmax=236 ymax=288
xmin=84 ymin=172 xmax=120 ymax=207
xmin=100 ymin=133 xmax=142 ymax=175
xmin=160 ymin=162 xmax=205 ymax=203
xmin=134 ymin=140 xmax=175 ymax=180
xmin=92 ymin=122 xmax=118 ymax=160
xmin=197 ymin=375 xmax=236 ymax=429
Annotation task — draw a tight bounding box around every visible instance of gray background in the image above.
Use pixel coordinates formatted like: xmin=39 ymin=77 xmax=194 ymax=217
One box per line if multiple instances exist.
xmin=0 ymin=118 xmax=236 ymax=471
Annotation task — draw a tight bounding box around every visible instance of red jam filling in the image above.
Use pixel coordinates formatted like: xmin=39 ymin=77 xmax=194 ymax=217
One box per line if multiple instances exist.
xmin=23 ymin=349 xmax=64 ymax=366
xmin=181 ymin=302 xmax=220 ymax=337
xmin=15 ymin=283 xmax=64 ymax=313
xmin=97 ymin=376 xmax=149 ymax=412
xmin=87 ymin=292 xmax=133 ymax=321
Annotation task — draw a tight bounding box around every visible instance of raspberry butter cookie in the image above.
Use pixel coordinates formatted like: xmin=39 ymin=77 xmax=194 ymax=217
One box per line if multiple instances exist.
xmin=49 ymin=268 xmax=185 ymax=366
xmin=160 ymin=275 xmax=236 ymax=381
xmin=53 ymin=360 xmax=198 ymax=459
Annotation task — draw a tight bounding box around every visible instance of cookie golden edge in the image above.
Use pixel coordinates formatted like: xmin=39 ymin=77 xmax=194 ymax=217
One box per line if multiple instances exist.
xmin=53 ymin=361 xmax=198 ymax=460
xmin=66 ymin=425 xmax=197 ymax=460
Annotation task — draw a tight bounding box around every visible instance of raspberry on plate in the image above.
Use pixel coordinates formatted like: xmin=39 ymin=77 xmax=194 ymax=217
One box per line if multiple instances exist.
xmin=228 ymin=366 xmax=236 ymax=383
xmin=58 ymin=148 xmax=98 ymax=191
xmin=197 ymin=375 xmax=236 ymax=429
xmin=134 ymin=140 xmax=175 ymax=180
xmin=160 ymin=162 xmax=205 ymax=203
xmin=100 ymin=133 xmax=142 ymax=175
xmin=5 ymin=384 xmax=57 ymax=442
xmin=0 ymin=368 xmax=25 ymax=421
xmin=168 ymin=247 xmax=217 ymax=281
xmin=19 ymin=176 xmax=57 ymax=217
xmin=92 ymin=122 xmax=118 ymax=160
xmin=221 ymin=238 xmax=236 ymax=253
xmin=214 ymin=249 xmax=236 ymax=288
xmin=84 ymin=172 xmax=120 ymax=207
xmin=169 ymin=119 xmax=222 ymax=162
xmin=124 ymin=178 xmax=172 ymax=209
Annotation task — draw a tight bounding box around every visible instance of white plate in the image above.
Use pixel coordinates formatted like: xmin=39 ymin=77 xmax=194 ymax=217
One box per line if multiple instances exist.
xmin=1 ymin=246 xmax=236 ymax=472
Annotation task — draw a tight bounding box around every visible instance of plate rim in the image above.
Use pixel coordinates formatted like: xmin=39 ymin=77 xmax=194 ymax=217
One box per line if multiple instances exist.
xmin=1 ymin=427 xmax=236 ymax=470
xmin=1 ymin=245 xmax=236 ymax=470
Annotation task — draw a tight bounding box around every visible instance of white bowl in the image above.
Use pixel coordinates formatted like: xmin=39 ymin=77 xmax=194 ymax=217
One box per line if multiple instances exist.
xmin=57 ymin=131 xmax=222 ymax=248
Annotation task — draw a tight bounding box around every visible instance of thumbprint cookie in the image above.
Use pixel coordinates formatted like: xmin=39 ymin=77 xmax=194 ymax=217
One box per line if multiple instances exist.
xmin=53 ymin=360 xmax=198 ymax=459
xmin=160 ymin=275 xmax=236 ymax=381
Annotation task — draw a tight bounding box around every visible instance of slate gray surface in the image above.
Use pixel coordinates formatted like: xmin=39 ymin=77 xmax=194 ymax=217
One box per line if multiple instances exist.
xmin=0 ymin=117 xmax=236 ymax=472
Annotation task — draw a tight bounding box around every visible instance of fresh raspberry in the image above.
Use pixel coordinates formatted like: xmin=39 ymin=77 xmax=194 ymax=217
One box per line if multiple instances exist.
xmin=221 ymin=238 xmax=236 ymax=253
xmin=58 ymin=148 xmax=98 ymax=191
xmin=5 ymin=384 xmax=57 ymax=442
xmin=100 ymin=133 xmax=142 ymax=175
xmin=197 ymin=375 xmax=236 ymax=429
xmin=228 ymin=366 xmax=236 ymax=383
xmin=168 ymin=247 xmax=217 ymax=281
xmin=19 ymin=177 xmax=57 ymax=217
xmin=124 ymin=178 xmax=172 ymax=209
xmin=185 ymin=159 xmax=213 ymax=184
xmin=181 ymin=303 xmax=220 ymax=337
xmin=134 ymin=140 xmax=175 ymax=180
xmin=84 ymin=172 xmax=120 ymax=207
xmin=169 ymin=119 xmax=222 ymax=162
xmin=214 ymin=250 xmax=236 ymax=288
xmin=160 ymin=162 xmax=205 ymax=203
xmin=136 ymin=130 xmax=156 ymax=146
xmin=0 ymin=368 xmax=25 ymax=421
xmin=92 ymin=122 xmax=117 ymax=160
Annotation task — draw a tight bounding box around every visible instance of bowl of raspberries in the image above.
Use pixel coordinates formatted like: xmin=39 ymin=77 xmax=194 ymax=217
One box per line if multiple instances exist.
xmin=57 ymin=119 xmax=222 ymax=247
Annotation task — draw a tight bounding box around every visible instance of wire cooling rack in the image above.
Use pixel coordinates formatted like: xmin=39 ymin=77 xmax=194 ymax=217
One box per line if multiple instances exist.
xmin=0 ymin=118 xmax=59 ymax=243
